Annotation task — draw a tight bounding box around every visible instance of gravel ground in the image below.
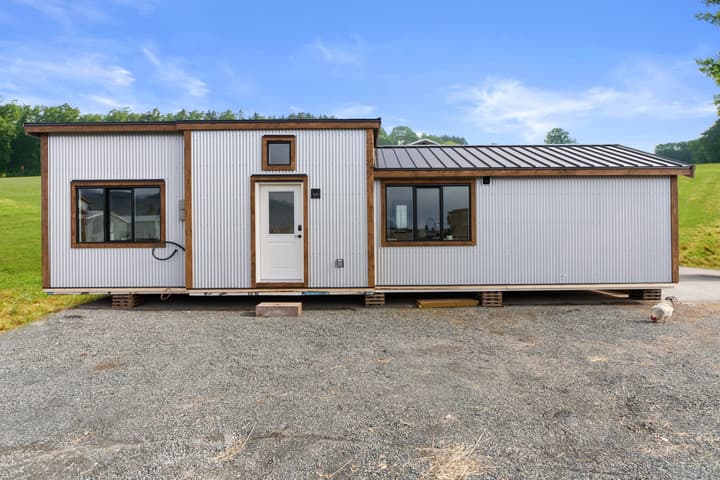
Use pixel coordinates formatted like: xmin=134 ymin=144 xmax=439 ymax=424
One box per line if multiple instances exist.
xmin=0 ymin=297 xmax=719 ymax=479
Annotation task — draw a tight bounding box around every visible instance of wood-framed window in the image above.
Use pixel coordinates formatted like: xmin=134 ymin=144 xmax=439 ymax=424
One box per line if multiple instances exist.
xmin=381 ymin=179 xmax=476 ymax=247
xmin=71 ymin=180 xmax=165 ymax=248
xmin=262 ymin=135 xmax=296 ymax=171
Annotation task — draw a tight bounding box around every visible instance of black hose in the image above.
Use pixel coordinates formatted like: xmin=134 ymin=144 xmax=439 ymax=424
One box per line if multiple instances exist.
xmin=151 ymin=241 xmax=186 ymax=261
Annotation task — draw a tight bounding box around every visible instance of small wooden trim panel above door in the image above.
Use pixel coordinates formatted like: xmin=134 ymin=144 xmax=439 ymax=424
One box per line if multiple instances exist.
xmin=250 ymin=175 xmax=309 ymax=289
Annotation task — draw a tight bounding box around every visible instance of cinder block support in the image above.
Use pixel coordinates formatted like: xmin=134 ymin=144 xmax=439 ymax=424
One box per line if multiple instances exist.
xmin=112 ymin=294 xmax=144 ymax=309
xmin=256 ymin=302 xmax=302 ymax=317
xmin=364 ymin=292 xmax=385 ymax=306
xmin=628 ymin=289 xmax=662 ymax=301
xmin=480 ymin=291 xmax=503 ymax=307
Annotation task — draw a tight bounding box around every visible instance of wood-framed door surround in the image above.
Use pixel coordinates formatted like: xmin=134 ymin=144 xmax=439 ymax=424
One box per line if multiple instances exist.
xmin=250 ymin=175 xmax=309 ymax=288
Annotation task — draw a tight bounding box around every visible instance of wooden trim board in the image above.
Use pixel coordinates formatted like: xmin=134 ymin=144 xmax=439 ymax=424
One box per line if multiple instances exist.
xmin=40 ymin=134 xmax=49 ymax=289
xmin=375 ymin=167 xmax=694 ymax=178
xmin=25 ymin=120 xmax=381 ymax=135
xmin=250 ymin=175 xmax=309 ymax=289
xmin=366 ymin=128 xmax=376 ymax=288
xmin=184 ymin=131 xmax=193 ymax=289
xmin=670 ymin=176 xmax=679 ymax=283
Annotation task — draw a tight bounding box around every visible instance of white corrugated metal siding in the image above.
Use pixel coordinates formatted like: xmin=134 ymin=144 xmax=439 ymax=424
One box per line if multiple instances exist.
xmin=377 ymin=177 xmax=671 ymax=285
xmin=49 ymin=134 xmax=185 ymax=288
xmin=192 ymin=129 xmax=368 ymax=289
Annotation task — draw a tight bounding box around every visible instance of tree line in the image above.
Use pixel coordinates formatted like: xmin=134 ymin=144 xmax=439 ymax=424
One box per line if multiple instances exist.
xmin=0 ymin=101 xmax=468 ymax=176
xmin=654 ymin=118 xmax=720 ymax=164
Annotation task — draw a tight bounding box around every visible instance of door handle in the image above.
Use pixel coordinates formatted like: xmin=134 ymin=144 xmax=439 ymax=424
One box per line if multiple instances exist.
xmin=295 ymin=234 xmax=302 ymax=238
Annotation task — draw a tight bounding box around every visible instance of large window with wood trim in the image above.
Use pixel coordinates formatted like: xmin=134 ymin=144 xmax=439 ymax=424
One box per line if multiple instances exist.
xmin=71 ymin=180 xmax=165 ymax=247
xmin=262 ymin=135 xmax=296 ymax=171
xmin=382 ymin=180 xmax=475 ymax=246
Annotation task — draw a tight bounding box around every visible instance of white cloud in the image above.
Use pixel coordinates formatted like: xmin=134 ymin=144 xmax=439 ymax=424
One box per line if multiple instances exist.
xmin=332 ymin=103 xmax=377 ymax=118
xmin=0 ymin=43 xmax=138 ymax=112
xmin=10 ymin=0 xmax=157 ymax=23
xmin=10 ymin=0 xmax=108 ymax=23
xmin=0 ymin=53 xmax=134 ymax=88
xmin=311 ymin=38 xmax=362 ymax=65
xmin=83 ymin=94 xmax=131 ymax=109
xmin=449 ymin=63 xmax=715 ymax=142
xmin=142 ymin=47 xmax=208 ymax=97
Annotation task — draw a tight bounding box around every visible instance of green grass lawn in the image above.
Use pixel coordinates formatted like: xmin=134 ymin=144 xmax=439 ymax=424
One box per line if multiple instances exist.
xmin=679 ymin=163 xmax=720 ymax=269
xmin=0 ymin=177 xmax=98 ymax=331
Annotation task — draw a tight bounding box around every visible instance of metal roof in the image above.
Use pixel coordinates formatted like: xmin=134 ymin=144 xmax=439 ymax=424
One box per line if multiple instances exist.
xmin=375 ymin=144 xmax=692 ymax=173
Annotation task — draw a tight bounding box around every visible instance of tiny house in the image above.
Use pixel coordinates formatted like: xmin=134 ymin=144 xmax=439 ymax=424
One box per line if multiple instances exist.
xmin=25 ymin=119 xmax=694 ymax=305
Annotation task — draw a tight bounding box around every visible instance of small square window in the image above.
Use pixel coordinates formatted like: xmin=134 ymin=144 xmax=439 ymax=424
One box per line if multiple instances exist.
xmin=267 ymin=142 xmax=291 ymax=166
xmin=262 ymin=135 xmax=296 ymax=171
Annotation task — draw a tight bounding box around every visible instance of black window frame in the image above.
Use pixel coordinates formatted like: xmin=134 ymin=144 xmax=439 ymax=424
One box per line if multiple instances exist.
xmin=71 ymin=180 xmax=165 ymax=248
xmin=382 ymin=181 xmax=475 ymax=246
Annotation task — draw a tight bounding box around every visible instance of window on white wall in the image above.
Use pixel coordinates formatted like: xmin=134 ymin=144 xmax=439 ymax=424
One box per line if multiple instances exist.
xmin=71 ymin=180 xmax=164 ymax=247
xmin=383 ymin=180 xmax=474 ymax=246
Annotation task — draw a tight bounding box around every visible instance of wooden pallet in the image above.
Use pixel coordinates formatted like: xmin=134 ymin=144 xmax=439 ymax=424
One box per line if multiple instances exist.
xmin=111 ymin=294 xmax=144 ymax=309
xmin=417 ymin=298 xmax=479 ymax=309
xmin=364 ymin=293 xmax=385 ymax=306
xmin=480 ymin=291 xmax=503 ymax=307
xmin=628 ymin=289 xmax=662 ymax=301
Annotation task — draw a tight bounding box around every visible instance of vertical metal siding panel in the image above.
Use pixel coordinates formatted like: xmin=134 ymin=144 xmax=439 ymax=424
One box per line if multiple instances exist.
xmin=192 ymin=129 xmax=366 ymax=289
xmin=377 ymin=177 xmax=671 ymax=285
xmin=49 ymin=134 xmax=184 ymax=288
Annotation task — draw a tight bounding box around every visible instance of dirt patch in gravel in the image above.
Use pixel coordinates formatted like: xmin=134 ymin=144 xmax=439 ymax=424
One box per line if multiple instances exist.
xmin=0 ymin=299 xmax=718 ymax=479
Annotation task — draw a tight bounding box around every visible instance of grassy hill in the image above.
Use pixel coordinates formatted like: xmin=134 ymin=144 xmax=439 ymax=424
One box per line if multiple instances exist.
xmin=0 ymin=177 xmax=95 ymax=331
xmin=678 ymin=163 xmax=720 ymax=269
xmin=0 ymin=168 xmax=718 ymax=331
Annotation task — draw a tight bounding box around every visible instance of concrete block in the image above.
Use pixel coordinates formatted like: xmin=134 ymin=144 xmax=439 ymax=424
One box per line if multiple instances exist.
xmin=256 ymin=302 xmax=302 ymax=317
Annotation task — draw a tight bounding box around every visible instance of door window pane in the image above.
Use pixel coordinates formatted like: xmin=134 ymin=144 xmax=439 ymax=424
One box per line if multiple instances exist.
xmin=78 ymin=188 xmax=104 ymax=242
xmin=109 ymin=189 xmax=132 ymax=241
xmin=267 ymin=142 xmax=291 ymax=165
xmin=134 ymin=187 xmax=161 ymax=241
xmin=268 ymin=191 xmax=294 ymax=234
xmin=386 ymin=186 xmax=413 ymax=241
xmin=443 ymin=186 xmax=470 ymax=241
xmin=416 ymin=187 xmax=441 ymax=241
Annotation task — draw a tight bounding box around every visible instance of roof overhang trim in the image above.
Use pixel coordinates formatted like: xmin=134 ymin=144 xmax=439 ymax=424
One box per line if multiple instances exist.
xmin=374 ymin=166 xmax=695 ymax=178
xmin=24 ymin=119 xmax=382 ymax=136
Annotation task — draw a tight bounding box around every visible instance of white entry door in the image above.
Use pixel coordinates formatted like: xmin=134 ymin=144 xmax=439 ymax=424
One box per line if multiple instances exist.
xmin=255 ymin=182 xmax=304 ymax=285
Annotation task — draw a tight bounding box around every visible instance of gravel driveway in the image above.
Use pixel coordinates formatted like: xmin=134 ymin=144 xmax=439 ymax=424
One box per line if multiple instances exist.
xmin=1 ymin=296 xmax=718 ymax=479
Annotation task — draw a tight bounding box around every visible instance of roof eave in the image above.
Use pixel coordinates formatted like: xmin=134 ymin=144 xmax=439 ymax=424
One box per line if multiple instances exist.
xmin=373 ymin=166 xmax=695 ymax=177
xmin=24 ymin=118 xmax=382 ymax=136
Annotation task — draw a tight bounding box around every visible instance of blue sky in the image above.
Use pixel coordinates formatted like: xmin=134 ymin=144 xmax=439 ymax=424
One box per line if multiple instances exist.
xmin=0 ymin=0 xmax=718 ymax=151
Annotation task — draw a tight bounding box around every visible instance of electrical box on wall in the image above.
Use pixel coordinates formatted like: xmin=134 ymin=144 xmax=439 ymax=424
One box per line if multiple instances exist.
xmin=335 ymin=259 xmax=344 ymax=268
xmin=311 ymin=188 xmax=321 ymax=199
xmin=178 ymin=199 xmax=185 ymax=221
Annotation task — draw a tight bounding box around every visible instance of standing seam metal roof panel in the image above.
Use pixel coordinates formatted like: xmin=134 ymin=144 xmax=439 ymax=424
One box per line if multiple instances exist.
xmin=375 ymin=144 xmax=693 ymax=171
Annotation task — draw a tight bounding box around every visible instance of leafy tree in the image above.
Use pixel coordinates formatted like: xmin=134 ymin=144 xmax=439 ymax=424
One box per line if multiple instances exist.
xmin=387 ymin=126 xmax=418 ymax=145
xmin=544 ymin=128 xmax=577 ymax=144
xmin=0 ymin=101 xmax=472 ymax=175
xmin=419 ymin=133 xmax=468 ymax=145
xmin=697 ymin=0 xmax=720 ymax=109
xmin=654 ymin=118 xmax=720 ymax=164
